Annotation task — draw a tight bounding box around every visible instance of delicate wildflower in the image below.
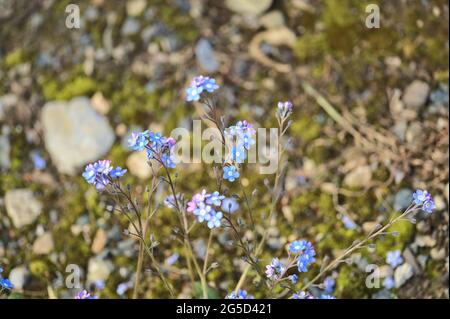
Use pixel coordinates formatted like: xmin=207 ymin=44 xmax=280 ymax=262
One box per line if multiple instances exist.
xmin=224 ymin=120 xmax=256 ymax=163
xmin=342 ymin=215 xmax=357 ymax=230
xmin=75 ymin=290 xmax=97 ymax=299
xmin=206 ymin=211 xmax=223 ymax=229
xmin=289 ymin=274 xmax=298 ymax=284
xmin=94 ymin=280 xmax=105 ymax=290
xmin=386 ymin=250 xmax=403 ymax=268
xmin=422 ymin=199 xmax=436 ymax=214
xmin=383 ymin=276 xmax=395 ymax=289
xmin=226 ymin=289 xmax=254 ymax=299
xmin=265 ymin=258 xmax=285 ymax=280
xmin=412 ymin=189 xmax=432 ymax=205
xmin=165 ymin=253 xmax=180 ymax=266
xmin=128 ymin=131 xmax=149 ymax=151
xmin=194 ymin=202 xmax=214 ymax=223
xmin=110 ymin=167 xmax=127 ymax=178
xmin=277 ymin=101 xmax=293 ymax=118
xmin=116 ymin=282 xmax=131 ymax=296
xmin=323 ymin=276 xmax=335 ymax=293
xmin=320 ymin=294 xmax=336 ymax=299
xmin=82 ymin=160 xmax=126 ymax=190
xmin=231 ymin=146 xmax=247 ymax=163
xmin=221 ymin=197 xmax=240 ymax=213
xmin=288 ymin=240 xmax=316 ymax=272
xmin=0 ymin=278 xmax=14 ymax=290
xmin=164 ymin=194 xmax=182 ymax=210
xmin=288 ymin=240 xmax=305 ymax=254
xmin=185 ymin=76 xmax=219 ymax=102
xmin=30 ymin=151 xmax=46 ymax=170
xmin=412 ymin=189 xmax=436 ymax=213
xmin=223 ymin=165 xmax=239 ymax=182
xmin=206 ymin=191 xmax=225 ymax=206
xmin=292 ymin=291 xmax=314 ymax=299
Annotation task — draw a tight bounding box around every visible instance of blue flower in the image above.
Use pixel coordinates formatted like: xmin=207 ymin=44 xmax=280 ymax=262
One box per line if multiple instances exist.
xmin=223 ymin=165 xmax=239 ymax=182
xmin=161 ymin=153 xmax=176 ymax=168
xmin=110 ymin=167 xmax=127 ymax=178
xmin=288 ymin=240 xmax=317 ymax=272
xmin=82 ymin=160 xmax=126 ymax=190
xmin=206 ymin=191 xmax=225 ymax=206
xmin=320 ymin=294 xmax=336 ymax=299
xmin=265 ymin=258 xmax=285 ymax=280
xmin=412 ymin=189 xmax=431 ymax=205
xmin=289 ymin=274 xmax=298 ymax=284
xmin=386 ymin=250 xmax=403 ymax=268
xmin=0 ymin=278 xmax=14 ymax=290
xmin=342 ymin=215 xmax=357 ymax=230
xmin=206 ymin=211 xmax=223 ymax=229
xmin=226 ymin=289 xmax=254 ymax=299
xmin=30 ymin=151 xmax=46 ymax=170
xmin=221 ymin=197 xmax=240 ymax=213
xmin=383 ymin=276 xmax=395 ymax=289
xmin=193 ymin=203 xmax=214 ymax=223
xmin=292 ymin=291 xmax=314 ymax=299
xmin=422 ymin=198 xmax=436 ymax=213
xmin=277 ymin=101 xmax=293 ymax=118
xmin=289 ymin=240 xmax=306 ymax=254
xmin=128 ymin=131 xmax=149 ymax=151
xmin=185 ymin=76 xmax=219 ymax=102
xmin=164 ymin=194 xmax=182 ymax=210
xmin=75 ymin=290 xmax=97 ymax=299
xmin=82 ymin=160 xmax=112 ymax=190
xmin=323 ymin=276 xmax=335 ymax=293
xmin=231 ymin=145 xmax=247 ymax=163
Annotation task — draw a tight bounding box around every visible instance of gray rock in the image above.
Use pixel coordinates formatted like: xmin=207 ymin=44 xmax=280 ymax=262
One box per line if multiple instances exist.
xmin=9 ymin=266 xmax=30 ymax=290
xmin=87 ymin=257 xmax=114 ymax=284
xmin=225 ymin=0 xmax=272 ymax=15
xmin=405 ymin=122 xmax=424 ymax=148
xmin=33 ymin=232 xmax=55 ymax=255
xmin=0 ymin=134 xmax=10 ymax=169
xmin=394 ymin=263 xmax=414 ymax=288
xmin=393 ymin=188 xmax=413 ymax=211
xmin=195 ymin=38 xmax=219 ymax=73
xmin=259 ymin=11 xmax=285 ymax=29
xmin=126 ymin=0 xmax=147 ymax=16
xmin=5 ymin=189 xmax=42 ymax=228
xmin=403 ymin=80 xmax=430 ymax=110
xmin=121 ymin=18 xmax=140 ymax=36
xmin=42 ymin=97 xmax=114 ymax=175
xmin=343 ymin=165 xmax=372 ymax=188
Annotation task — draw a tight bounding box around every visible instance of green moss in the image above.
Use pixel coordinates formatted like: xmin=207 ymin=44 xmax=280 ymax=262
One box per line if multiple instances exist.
xmin=42 ymin=76 xmax=97 ymax=101
xmin=29 ymin=260 xmax=50 ymax=277
xmin=4 ymin=49 xmax=26 ymax=68
xmin=335 ymin=265 xmax=369 ymax=298
xmin=375 ymin=213 xmax=415 ymax=256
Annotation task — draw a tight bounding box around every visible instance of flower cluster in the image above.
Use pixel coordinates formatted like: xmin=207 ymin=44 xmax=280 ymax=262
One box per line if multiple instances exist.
xmin=185 ymin=75 xmax=219 ymax=102
xmin=265 ymin=258 xmax=285 ymax=280
xmin=226 ymin=289 xmax=254 ymax=299
xmin=289 ymin=240 xmax=316 ymax=272
xmin=386 ymin=250 xmax=403 ymax=268
xmin=277 ymin=101 xmax=293 ymax=118
xmin=383 ymin=249 xmax=405 ymax=289
xmin=187 ymin=190 xmax=238 ymax=229
xmin=128 ymin=131 xmax=177 ymax=168
xmin=75 ymin=290 xmax=97 ymax=299
xmin=292 ymin=291 xmax=335 ymax=299
xmin=222 ymin=120 xmax=256 ymax=182
xmin=0 ymin=267 xmax=14 ymax=292
xmin=82 ymin=160 xmax=127 ymax=190
xmin=412 ymin=189 xmax=436 ymax=213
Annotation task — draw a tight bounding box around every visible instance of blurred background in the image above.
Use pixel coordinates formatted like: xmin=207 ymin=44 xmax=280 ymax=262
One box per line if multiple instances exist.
xmin=0 ymin=0 xmax=448 ymax=299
